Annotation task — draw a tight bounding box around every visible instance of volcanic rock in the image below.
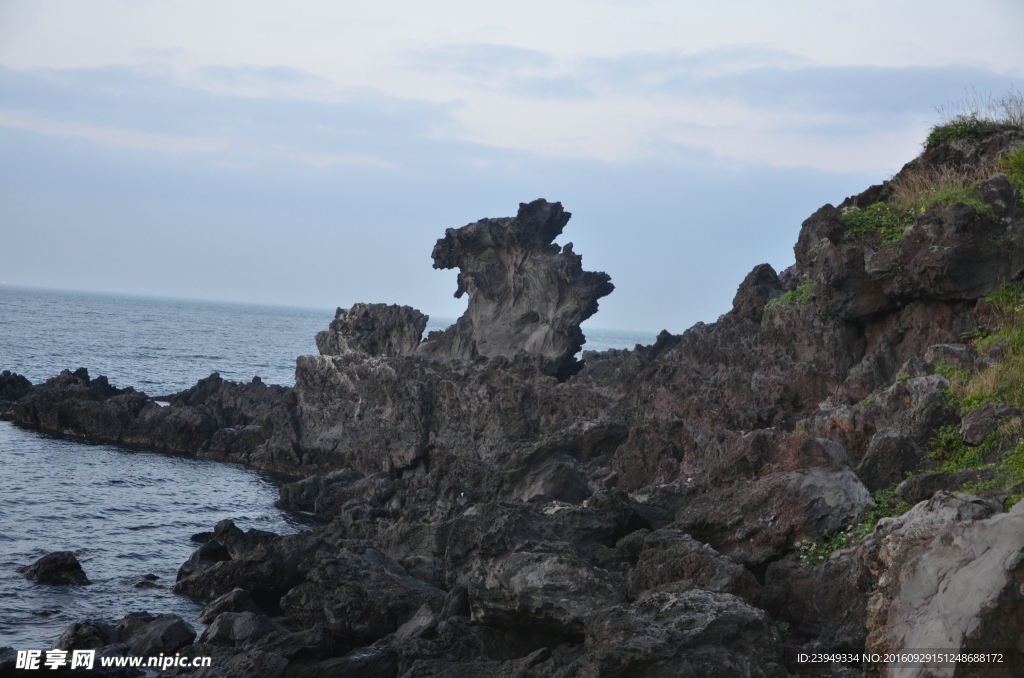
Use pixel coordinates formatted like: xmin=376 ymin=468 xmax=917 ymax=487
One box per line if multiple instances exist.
xmin=19 ymin=551 xmax=91 ymax=586
xmin=417 ymin=199 xmax=614 ymax=378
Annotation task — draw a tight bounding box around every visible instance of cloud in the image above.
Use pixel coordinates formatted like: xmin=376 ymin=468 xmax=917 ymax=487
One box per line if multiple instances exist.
xmin=0 ymin=65 xmax=458 ymax=169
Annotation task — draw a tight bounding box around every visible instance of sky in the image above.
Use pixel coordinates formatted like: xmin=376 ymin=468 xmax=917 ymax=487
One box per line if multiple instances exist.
xmin=1 ymin=1 xmax=1022 ymax=332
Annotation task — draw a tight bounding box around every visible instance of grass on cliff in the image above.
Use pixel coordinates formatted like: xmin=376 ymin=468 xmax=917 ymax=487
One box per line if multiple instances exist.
xmin=926 ymin=422 xmax=1024 ymax=509
xmin=764 ymin=277 xmax=813 ymax=312
xmin=796 ymin=484 xmax=910 ymax=566
xmin=842 ymin=90 xmax=1024 ymax=249
xmin=938 ymin=281 xmax=1024 ymax=414
xmin=926 ymin=89 xmax=1024 ymax=147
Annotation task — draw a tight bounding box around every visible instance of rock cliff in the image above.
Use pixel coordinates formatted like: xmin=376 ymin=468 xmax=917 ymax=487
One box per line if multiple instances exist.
xmin=3 ymin=124 xmax=1024 ymax=676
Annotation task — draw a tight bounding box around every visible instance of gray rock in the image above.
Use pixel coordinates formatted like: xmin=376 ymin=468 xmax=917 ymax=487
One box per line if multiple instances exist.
xmin=197 ymin=587 xmax=264 ymax=623
xmin=924 ymin=343 xmax=978 ymax=370
xmin=865 ymin=497 xmax=1024 ymax=676
xmin=572 ymin=590 xmax=787 ymax=677
xmin=417 ymin=199 xmax=613 ymax=378
xmin=855 ymin=430 xmax=926 ymax=492
xmin=199 ymin=611 xmax=287 ymax=647
xmin=315 ymin=303 xmax=427 ymax=358
xmin=961 ymin=403 xmax=1022 ymax=446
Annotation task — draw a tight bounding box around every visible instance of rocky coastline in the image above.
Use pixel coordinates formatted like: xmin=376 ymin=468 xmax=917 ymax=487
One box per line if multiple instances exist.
xmin=2 ymin=127 xmax=1024 ymax=677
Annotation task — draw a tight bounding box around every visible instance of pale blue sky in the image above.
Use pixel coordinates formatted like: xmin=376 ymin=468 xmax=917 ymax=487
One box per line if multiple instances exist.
xmin=1 ymin=0 xmax=1022 ymax=331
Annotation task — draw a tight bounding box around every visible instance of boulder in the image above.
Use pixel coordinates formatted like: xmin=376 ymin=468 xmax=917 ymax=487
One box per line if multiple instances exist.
xmin=571 ymin=590 xmax=787 ymax=677
xmin=18 ymin=551 xmax=90 ymax=585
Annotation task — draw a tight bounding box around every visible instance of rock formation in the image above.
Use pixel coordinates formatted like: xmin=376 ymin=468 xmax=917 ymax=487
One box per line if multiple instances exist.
xmin=3 ymin=126 xmax=1024 ymax=676
xmin=417 ymin=199 xmax=614 ymax=378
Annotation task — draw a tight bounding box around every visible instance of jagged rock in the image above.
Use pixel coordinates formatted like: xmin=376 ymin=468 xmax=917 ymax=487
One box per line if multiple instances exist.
xmin=925 ymin=342 xmax=978 ymax=370
xmin=893 ymin=469 xmax=1000 ymax=504
xmin=854 ymin=430 xmax=926 ymax=492
xmin=764 ymin=549 xmax=872 ymax=652
xmin=115 ymin=612 xmax=196 ymax=657
xmin=0 ymin=369 xmax=31 ymax=402
xmin=277 ymin=543 xmax=443 ymax=648
xmin=417 ymin=199 xmax=613 ymax=378
xmin=253 ymin=624 xmax=334 ymax=661
xmin=570 ymin=590 xmax=787 ymax=677
xmin=198 ymin=587 xmax=265 ymax=623
xmin=52 ymin=620 xmax=118 ymax=650
xmin=674 ymin=467 xmax=872 ymax=565
xmin=53 ymin=612 xmax=196 ymax=658
xmin=467 ymin=547 xmax=625 ymax=635
xmin=177 ymin=539 xmax=230 ymax=581
xmin=199 ymin=611 xmax=287 ymax=647
xmin=732 ymin=263 xmax=783 ymax=321
xmin=162 ymin=645 xmax=289 ymax=678
xmin=618 ymin=528 xmax=761 ymax=603
xmin=315 ymin=303 xmax=428 ymax=357
xmin=18 ymin=551 xmax=90 ymax=585
xmin=961 ymin=403 xmax=1022 ymax=446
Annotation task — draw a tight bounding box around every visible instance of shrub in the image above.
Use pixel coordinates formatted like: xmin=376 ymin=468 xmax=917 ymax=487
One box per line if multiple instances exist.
xmin=999 ymin=144 xmax=1024 ymax=196
xmin=765 ymin=277 xmax=813 ymax=312
xmin=926 ymin=114 xmax=986 ymax=147
xmin=840 ymin=203 xmax=914 ymax=248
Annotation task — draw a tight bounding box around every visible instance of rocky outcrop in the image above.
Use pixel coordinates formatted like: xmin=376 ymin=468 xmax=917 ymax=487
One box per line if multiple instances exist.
xmin=316 ymin=303 xmax=428 ymax=358
xmin=417 ymin=199 xmax=614 ymax=378
xmin=19 ymin=551 xmax=91 ymax=585
xmin=10 ymin=128 xmax=1024 ymax=675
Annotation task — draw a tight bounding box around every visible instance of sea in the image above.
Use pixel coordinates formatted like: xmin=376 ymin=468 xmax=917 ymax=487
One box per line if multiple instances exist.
xmin=0 ymin=285 xmax=656 ymax=648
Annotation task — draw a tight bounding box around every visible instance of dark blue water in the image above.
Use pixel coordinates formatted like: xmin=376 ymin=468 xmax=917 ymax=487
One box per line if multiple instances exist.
xmin=0 ymin=285 xmax=654 ymax=649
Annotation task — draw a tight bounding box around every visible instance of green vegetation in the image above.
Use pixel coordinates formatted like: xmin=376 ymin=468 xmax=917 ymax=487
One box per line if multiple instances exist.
xmin=941 ymin=282 xmax=1024 ymax=414
xmin=926 ymin=89 xmax=1024 ymax=148
xmin=841 ymin=90 xmax=1024 ymax=249
xmin=999 ymin=144 xmax=1024 ymax=205
xmin=926 ymin=114 xmax=986 ymax=147
xmin=925 ymin=423 xmax=1024 ymax=510
xmin=765 ymin=277 xmax=813 ymax=312
xmin=796 ymin=484 xmax=910 ymax=566
xmin=840 ymin=203 xmax=913 ymax=249
xmin=776 ymin=621 xmax=791 ymax=637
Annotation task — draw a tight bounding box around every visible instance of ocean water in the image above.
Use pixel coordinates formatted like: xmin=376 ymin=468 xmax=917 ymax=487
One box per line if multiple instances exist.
xmin=0 ymin=285 xmax=655 ymax=648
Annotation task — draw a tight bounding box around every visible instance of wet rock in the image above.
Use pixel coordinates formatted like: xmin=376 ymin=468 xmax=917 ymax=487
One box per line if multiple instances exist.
xmin=53 ymin=612 xmax=195 ymax=658
xmin=418 ymin=199 xmax=613 ymax=378
xmin=199 ymin=611 xmax=287 ymax=647
xmin=253 ymin=624 xmax=334 ymax=661
xmin=0 ymin=370 xmax=32 ymax=402
xmin=116 ymin=612 xmax=196 ymax=657
xmin=177 ymin=539 xmax=230 ymax=581
xmin=53 ymin=620 xmax=119 ymax=650
xmin=130 ymin=573 xmax=161 ymax=589
xmin=315 ymin=303 xmax=428 ymax=358
xmin=296 ymin=647 xmax=398 ymax=678
xmin=163 ymin=645 xmax=289 ymax=678
xmin=198 ymin=587 xmax=265 ymax=623
xmin=18 ymin=551 xmax=91 ymax=585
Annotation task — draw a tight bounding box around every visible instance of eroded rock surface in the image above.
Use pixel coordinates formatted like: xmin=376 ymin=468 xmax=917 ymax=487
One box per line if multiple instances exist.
xmin=417 ymin=199 xmax=614 ymax=378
